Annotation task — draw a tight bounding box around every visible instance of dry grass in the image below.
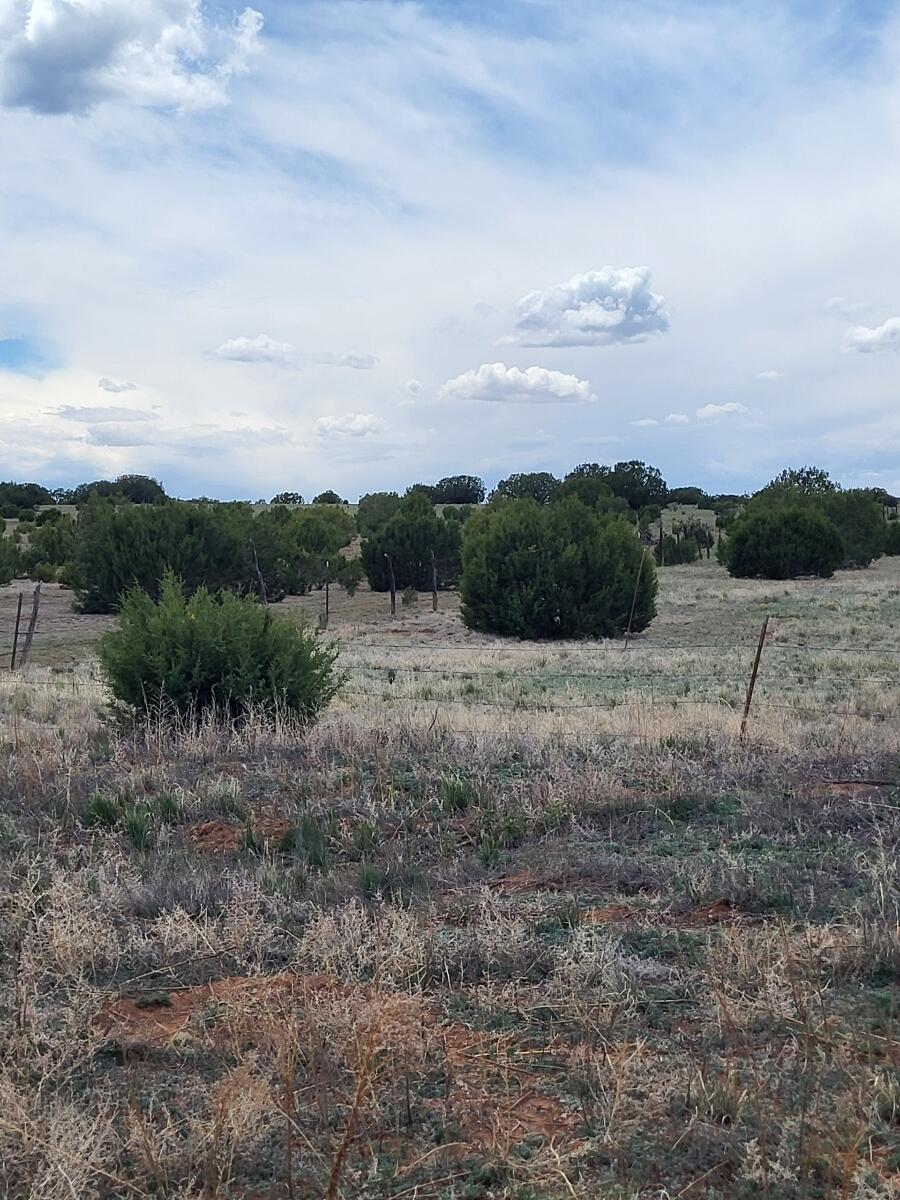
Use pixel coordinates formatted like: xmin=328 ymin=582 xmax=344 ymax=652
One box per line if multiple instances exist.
xmin=0 ymin=560 xmax=898 ymax=1197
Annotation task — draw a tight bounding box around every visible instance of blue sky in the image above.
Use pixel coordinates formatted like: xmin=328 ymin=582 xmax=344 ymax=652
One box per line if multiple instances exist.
xmin=0 ymin=0 xmax=899 ymax=499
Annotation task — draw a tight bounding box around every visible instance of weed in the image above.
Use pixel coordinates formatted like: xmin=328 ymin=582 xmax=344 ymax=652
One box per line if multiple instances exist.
xmin=124 ymin=804 xmax=154 ymax=850
xmin=82 ymin=791 xmax=120 ymax=828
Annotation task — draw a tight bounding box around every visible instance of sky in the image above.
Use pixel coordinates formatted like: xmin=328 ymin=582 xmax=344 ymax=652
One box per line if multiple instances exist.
xmin=1 ymin=0 xmax=899 ymax=501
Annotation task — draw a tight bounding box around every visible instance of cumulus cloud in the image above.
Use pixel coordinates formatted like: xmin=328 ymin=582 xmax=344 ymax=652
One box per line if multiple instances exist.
xmin=632 ymin=418 xmax=658 ymax=427
xmin=0 ymin=0 xmax=263 ymax=116
xmin=315 ymin=412 xmax=386 ymax=439
xmin=215 ymin=333 xmax=295 ymax=365
xmin=440 ymin=362 xmax=597 ymax=405
xmin=98 ymin=376 xmax=137 ymax=393
xmin=405 ymin=379 xmax=423 ymax=397
xmin=665 ymin=412 xmax=690 ymax=424
xmin=756 ymin=370 xmax=784 ymax=381
xmin=695 ymin=402 xmax=750 ymax=421
xmin=56 ymin=404 xmax=154 ymax=423
xmin=510 ymin=266 xmax=669 ymax=348
xmin=843 ymin=318 xmax=900 ymax=353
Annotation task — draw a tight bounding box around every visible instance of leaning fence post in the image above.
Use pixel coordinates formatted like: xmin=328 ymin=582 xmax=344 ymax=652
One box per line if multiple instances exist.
xmin=10 ymin=591 xmax=23 ymax=670
xmin=385 ymin=554 xmax=396 ymax=616
xmin=18 ymin=582 xmax=42 ymax=671
xmin=324 ymin=560 xmax=330 ymax=628
xmin=624 ymin=548 xmax=649 ymax=649
xmin=430 ymin=549 xmax=438 ymax=612
xmin=740 ymin=616 xmax=769 ymax=742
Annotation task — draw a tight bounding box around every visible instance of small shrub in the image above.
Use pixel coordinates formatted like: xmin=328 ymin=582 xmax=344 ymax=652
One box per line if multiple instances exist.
xmin=99 ymin=572 xmax=341 ymax=722
xmin=82 ymin=791 xmax=120 ymax=828
xmin=401 ymin=585 xmax=417 ymax=607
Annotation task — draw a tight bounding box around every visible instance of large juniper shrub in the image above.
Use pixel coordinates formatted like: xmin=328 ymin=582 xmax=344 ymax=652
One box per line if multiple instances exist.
xmin=459 ymin=497 xmax=657 ymax=639
xmin=719 ymin=504 xmax=845 ymax=579
xmin=99 ymin=573 xmax=340 ymax=722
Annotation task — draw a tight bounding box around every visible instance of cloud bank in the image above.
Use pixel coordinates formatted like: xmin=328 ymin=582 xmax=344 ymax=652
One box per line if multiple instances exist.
xmin=511 ymin=267 xmax=669 ymax=348
xmin=440 ymin=363 xmax=597 ymax=405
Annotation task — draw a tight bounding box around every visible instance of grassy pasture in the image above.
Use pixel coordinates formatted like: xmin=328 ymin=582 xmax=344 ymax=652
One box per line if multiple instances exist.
xmin=0 ymin=560 xmax=898 ymax=1198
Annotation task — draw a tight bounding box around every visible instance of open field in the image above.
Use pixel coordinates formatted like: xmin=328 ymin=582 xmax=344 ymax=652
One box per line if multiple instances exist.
xmin=0 ymin=560 xmax=898 ymax=1198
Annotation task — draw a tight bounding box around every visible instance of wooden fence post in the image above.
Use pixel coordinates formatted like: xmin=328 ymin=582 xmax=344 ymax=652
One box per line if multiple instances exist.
xmin=740 ymin=616 xmax=769 ymax=742
xmin=18 ymin=583 xmax=42 ymax=671
xmin=430 ymin=549 xmax=438 ymax=612
xmin=324 ymin=560 xmax=330 ymax=628
xmin=385 ymin=554 xmax=396 ymax=616
xmin=249 ymin=539 xmax=267 ymax=605
xmin=624 ymin=549 xmax=649 ymax=649
xmin=9 ymin=592 xmax=23 ymax=670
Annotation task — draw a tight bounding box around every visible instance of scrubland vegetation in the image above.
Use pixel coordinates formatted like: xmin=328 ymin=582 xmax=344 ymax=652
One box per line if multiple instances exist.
xmin=0 ymin=551 xmax=898 ymax=1198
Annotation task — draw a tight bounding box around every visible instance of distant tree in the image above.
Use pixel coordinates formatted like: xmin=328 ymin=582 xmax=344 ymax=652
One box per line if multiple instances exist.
xmin=114 ymin=475 xmax=167 ymax=504
xmin=555 ymin=472 xmax=630 ymax=517
xmin=491 ymin=472 xmax=560 ymax=504
xmin=884 ymin=522 xmax=900 ymax=556
xmin=605 ymin=460 xmax=669 ymax=510
xmin=0 ymin=481 xmax=54 ymax=512
xmin=429 ymin=475 xmax=486 ymax=505
xmin=460 ymin=498 xmax=657 ymax=639
xmin=760 ymin=465 xmax=837 ymax=498
xmin=0 ymin=536 xmax=22 ymax=585
xmin=361 ymin=491 xmax=462 ymax=591
xmin=825 ymin=490 xmax=885 ymax=568
xmin=667 ymin=486 xmax=709 ymax=506
xmin=405 ymin=483 xmax=437 ymax=502
xmin=312 ymin=490 xmax=346 ymax=505
xmin=70 ymin=475 xmax=165 ymax=505
xmin=356 ymin=491 xmax=401 ymax=537
xmin=271 ymin=491 xmax=305 ymax=505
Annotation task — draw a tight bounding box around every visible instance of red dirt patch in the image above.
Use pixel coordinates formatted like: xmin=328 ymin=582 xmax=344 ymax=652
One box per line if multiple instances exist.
xmin=97 ymin=972 xmax=342 ymax=1048
xmin=187 ymin=816 xmax=292 ymax=854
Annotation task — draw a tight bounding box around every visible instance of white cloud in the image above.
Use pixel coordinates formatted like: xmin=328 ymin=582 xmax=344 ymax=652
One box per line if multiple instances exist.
xmin=215 ymin=333 xmax=295 ymax=365
xmin=510 ymin=266 xmax=669 ymax=348
xmin=825 ymin=296 xmax=871 ymax=320
xmin=98 ymin=376 xmax=137 ymax=393
xmin=337 ymin=352 xmax=378 ymax=370
xmin=756 ymin=370 xmax=784 ymax=381
xmin=440 ymin=362 xmax=597 ymax=405
xmin=843 ymin=318 xmax=900 ymax=354
xmin=406 ymin=379 xmax=423 ymax=397
xmin=56 ymin=404 xmax=154 ymax=423
xmin=213 ymin=338 xmax=377 ymax=369
xmin=695 ymin=402 xmax=750 ymax=421
xmin=631 ymin=418 xmax=658 ymax=427
xmin=665 ymin=412 xmax=690 ymax=425
xmin=315 ymin=413 xmax=386 ymax=439
xmin=0 ymin=1 xmax=263 ymax=116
